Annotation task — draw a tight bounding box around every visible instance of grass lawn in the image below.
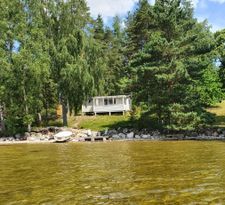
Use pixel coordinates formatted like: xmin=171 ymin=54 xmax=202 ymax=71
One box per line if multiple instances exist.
xmin=207 ymin=101 xmax=225 ymax=127
xmin=68 ymin=115 xmax=131 ymax=131
xmin=48 ymin=101 xmax=225 ymax=131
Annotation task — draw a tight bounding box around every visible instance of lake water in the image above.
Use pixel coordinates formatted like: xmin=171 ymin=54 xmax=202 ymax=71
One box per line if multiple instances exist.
xmin=1 ymin=141 xmax=225 ymax=204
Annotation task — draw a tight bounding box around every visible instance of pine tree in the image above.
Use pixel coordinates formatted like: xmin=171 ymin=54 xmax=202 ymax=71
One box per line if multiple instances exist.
xmin=125 ymin=0 xmax=153 ymax=59
xmin=130 ymin=0 xmax=223 ymax=130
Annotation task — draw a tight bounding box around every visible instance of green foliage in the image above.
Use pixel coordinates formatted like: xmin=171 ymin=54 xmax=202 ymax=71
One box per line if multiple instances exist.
xmin=130 ymin=105 xmax=141 ymax=122
xmin=215 ymin=29 xmax=225 ymax=89
xmin=166 ymin=104 xmax=201 ymax=131
xmin=0 ymin=0 xmax=224 ymax=134
xmin=128 ymin=0 xmax=223 ymax=130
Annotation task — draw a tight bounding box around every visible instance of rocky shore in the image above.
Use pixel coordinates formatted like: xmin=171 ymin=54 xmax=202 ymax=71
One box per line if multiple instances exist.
xmin=1 ymin=126 xmax=225 ymax=144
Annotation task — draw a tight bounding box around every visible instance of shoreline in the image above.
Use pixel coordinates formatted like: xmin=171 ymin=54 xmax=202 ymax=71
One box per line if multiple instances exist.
xmin=1 ymin=126 xmax=225 ymax=145
xmin=1 ymin=137 xmax=225 ymax=145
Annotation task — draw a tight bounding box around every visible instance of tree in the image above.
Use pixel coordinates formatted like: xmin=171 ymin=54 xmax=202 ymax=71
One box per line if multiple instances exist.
xmin=130 ymin=0 xmax=223 ymax=130
xmin=0 ymin=0 xmax=51 ymax=133
xmin=125 ymin=0 xmax=154 ymax=59
xmin=215 ymin=29 xmax=225 ymax=89
xmin=42 ymin=0 xmax=106 ymax=126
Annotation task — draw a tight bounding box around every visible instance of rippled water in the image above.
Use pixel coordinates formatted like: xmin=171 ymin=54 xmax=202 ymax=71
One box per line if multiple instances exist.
xmin=1 ymin=141 xmax=225 ymax=204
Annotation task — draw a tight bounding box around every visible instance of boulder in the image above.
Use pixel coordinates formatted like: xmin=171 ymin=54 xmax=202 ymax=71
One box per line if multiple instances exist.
xmin=142 ymin=134 xmax=151 ymax=139
xmin=213 ymin=132 xmax=219 ymax=137
xmin=91 ymin=131 xmax=98 ymax=138
xmin=219 ymin=134 xmax=225 ymax=138
xmin=76 ymin=133 xmax=88 ymax=138
xmin=127 ymin=132 xmax=134 ymax=139
xmin=108 ymin=129 xmax=118 ymax=136
xmin=27 ymin=136 xmax=40 ymax=141
xmin=122 ymin=128 xmax=128 ymax=133
xmin=102 ymin=129 xmax=108 ymax=136
xmin=8 ymin=137 xmax=15 ymax=141
xmin=112 ymin=134 xmax=120 ymax=140
xmin=15 ymin=133 xmax=24 ymax=140
xmin=118 ymin=133 xmax=126 ymax=139
xmin=87 ymin=130 xmax=92 ymax=136
xmin=41 ymin=128 xmax=49 ymax=135
xmin=48 ymin=127 xmax=61 ymax=133
xmin=135 ymin=135 xmax=141 ymax=139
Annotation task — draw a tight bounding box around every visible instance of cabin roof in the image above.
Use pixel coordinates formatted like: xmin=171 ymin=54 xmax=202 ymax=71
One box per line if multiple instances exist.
xmin=91 ymin=95 xmax=130 ymax=99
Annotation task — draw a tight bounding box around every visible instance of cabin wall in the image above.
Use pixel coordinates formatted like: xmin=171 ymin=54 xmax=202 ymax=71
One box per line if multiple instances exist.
xmin=82 ymin=96 xmax=132 ymax=114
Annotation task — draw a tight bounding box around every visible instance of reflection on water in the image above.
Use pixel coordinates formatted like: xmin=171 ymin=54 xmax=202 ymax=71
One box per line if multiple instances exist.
xmin=1 ymin=141 xmax=225 ymax=204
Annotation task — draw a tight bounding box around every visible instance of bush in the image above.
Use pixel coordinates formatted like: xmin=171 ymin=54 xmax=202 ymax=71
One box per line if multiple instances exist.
xmin=166 ymin=104 xmax=201 ymax=131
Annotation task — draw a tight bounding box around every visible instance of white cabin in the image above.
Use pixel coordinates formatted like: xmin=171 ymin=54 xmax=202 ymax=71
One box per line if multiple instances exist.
xmin=82 ymin=95 xmax=131 ymax=115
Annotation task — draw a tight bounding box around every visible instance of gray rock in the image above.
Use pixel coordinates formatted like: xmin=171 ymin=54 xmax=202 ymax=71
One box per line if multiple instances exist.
xmin=27 ymin=136 xmax=40 ymax=141
xmin=78 ymin=137 xmax=85 ymax=142
xmin=108 ymin=130 xmax=118 ymax=136
xmin=8 ymin=137 xmax=15 ymax=141
xmin=91 ymin=131 xmax=98 ymax=138
xmin=213 ymin=132 xmax=219 ymax=137
xmin=152 ymin=131 xmax=160 ymax=136
xmin=135 ymin=135 xmax=141 ymax=139
xmin=48 ymin=135 xmax=54 ymax=140
xmin=118 ymin=133 xmax=126 ymax=139
xmin=142 ymin=134 xmax=151 ymax=139
xmin=205 ymin=131 xmax=212 ymax=136
xmin=76 ymin=133 xmax=88 ymax=138
xmin=15 ymin=134 xmax=21 ymax=139
xmin=219 ymin=134 xmax=225 ymax=138
xmin=81 ymin=129 xmax=92 ymax=136
xmin=123 ymin=128 xmax=128 ymax=133
xmin=41 ymin=128 xmax=49 ymax=135
xmin=127 ymin=132 xmax=134 ymax=139
xmin=112 ymin=134 xmax=120 ymax=140
xmin=103 ymin=129 xmax=108 ymax=135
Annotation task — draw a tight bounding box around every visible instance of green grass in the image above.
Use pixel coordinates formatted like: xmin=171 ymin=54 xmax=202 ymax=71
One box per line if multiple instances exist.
xmin=68 ymin=115 xmax=131 ymax=131
xmin=47 ymin=101 xmax=225 ymax=131
xmin=207 ymin=101 xmax=225 ymax=127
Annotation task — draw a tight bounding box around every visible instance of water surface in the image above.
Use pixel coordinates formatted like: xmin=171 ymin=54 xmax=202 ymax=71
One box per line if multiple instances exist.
xmin=1 ymin=141 xmax=225 ymax=204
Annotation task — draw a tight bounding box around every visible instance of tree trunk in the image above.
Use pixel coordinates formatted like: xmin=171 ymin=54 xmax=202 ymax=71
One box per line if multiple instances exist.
xmin=22 ymin=79 xmax=31 ymax=132
xmin=0 ymin=105 xmax=5 ymax=132
xmin=37 ymin=113 xmax=42 ymax=126
xmin=44 ymin=101 xmax=49 ymax=125
xmin=62 ymin=101 xmax=68 ymax=127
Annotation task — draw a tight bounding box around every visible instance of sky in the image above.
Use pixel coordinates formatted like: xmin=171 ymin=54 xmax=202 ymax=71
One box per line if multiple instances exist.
xmin=86 ymin=0 xmax=225 ymax=32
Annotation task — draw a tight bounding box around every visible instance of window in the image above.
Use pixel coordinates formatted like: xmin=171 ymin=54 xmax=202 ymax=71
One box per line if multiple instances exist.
xmin=109 ymin=99 xmax=113 ymax=105
xmin=104 ymin=99 xmax=108 ymax=105
xmin=114 ymin=99 xmax=117 ymax=104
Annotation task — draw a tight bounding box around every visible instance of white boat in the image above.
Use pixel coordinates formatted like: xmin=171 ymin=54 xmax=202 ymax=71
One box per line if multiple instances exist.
xmin=54 ymin=131 xmax=73 ymax=143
